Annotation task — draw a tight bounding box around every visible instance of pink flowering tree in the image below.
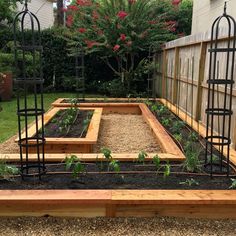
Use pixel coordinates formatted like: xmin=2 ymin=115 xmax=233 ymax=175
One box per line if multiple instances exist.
xmin=64 ymin=0 xmax=176 ymax=91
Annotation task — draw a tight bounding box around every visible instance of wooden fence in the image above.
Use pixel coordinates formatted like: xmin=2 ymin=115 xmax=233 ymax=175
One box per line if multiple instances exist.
xmin=154 ymin=31 xmax=236 ymax=149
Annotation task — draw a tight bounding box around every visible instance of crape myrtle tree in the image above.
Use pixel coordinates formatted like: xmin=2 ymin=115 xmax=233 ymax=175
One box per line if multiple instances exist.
xmin=63 ymin=0 xmax=179 ymax=92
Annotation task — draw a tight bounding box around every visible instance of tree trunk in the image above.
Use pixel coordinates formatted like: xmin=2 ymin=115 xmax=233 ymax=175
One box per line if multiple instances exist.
xmin=57 ymin=0 xmax=64 ymax=26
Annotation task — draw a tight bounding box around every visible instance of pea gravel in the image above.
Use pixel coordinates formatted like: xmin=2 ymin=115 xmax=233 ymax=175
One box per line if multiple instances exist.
xmin=94 ymin=114 xmax=161 ymax=153
xmin=0 ymin=217 xmax=235 ymax=236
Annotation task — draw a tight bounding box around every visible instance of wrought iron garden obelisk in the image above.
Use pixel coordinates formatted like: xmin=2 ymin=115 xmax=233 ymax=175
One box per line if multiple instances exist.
xmin=205 ymin=2 xmax=236 ymax=176
xmin=13 ymin=0 xmax=46 ymax=179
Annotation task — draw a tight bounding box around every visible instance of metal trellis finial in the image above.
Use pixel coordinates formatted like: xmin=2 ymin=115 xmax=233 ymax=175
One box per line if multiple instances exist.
xmin=224 ymin=1 xmax=227 ymax=15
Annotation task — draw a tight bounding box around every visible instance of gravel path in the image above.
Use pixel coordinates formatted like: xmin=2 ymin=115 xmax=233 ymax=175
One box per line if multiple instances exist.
xmin=1 ymin=114 xmax=161 ymax=154
xmin=94 ymin=114 xmax=161 ymax=153
xmin=0 ymin=217 xmax=235 ymax=236
xmin=0 ymin=135 xmax=18 ymax=154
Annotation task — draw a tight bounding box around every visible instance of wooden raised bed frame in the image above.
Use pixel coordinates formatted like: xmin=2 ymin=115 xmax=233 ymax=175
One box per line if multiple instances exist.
xmin=14 ymin=101 xmax=185 ymax=161
xmin=1 ymin=98 xmax=236 ymax=219
xmin=18 ymin=107 xmax=103 ymax=153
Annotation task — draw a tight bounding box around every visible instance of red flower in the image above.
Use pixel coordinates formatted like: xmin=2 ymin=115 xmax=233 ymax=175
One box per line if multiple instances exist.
xmin=76 ymin=0 xmax=92 ymax=6
xmin=172 ymin=0 xmax=181 ymax=5
xmin=79 ymin=28 xmax=86 ymax=33
xmin=67 ymin=5 xmax=79 ymax=11
xmin=85 ymin=40 xmax=97 ymax=48
xmin=120 ymin=34 xmax=126 ymax=41
xmin=113 ymin=44 xmax=120 ymax=52
xmin=129 ymin=0 xmax=136 ymax=4
xmin=66 ymin=15 xmax=73 ymax=27
xmin=117 ymin=11 xmax=128 ymax=19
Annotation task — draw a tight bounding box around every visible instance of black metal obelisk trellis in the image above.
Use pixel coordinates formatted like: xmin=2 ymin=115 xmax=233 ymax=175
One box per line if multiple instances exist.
xmin=13 ymin=0 xmax=46 ymax=179
xmin=205 ymin=2 xmax=236 ymax=177
xmin=75 ymin=47 xmax=85 ymax=101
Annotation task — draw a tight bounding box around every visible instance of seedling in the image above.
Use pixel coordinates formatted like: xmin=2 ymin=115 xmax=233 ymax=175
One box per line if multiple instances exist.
xmin=101 ymin=147 xmax=112 ymax=160
xmin=171 ymin=120 xmax=185 ymax=133
xmin=163 ymin=162 xmax=171 ymax=179
xmin=183 ymin=141 xmax=202 ymax=172
xmin=206 ymin=154 xmax=219 ymax=165
xmin=173 ymin=133 xmax=183 ymax=142
xmin=64 ymin=155 xmax=85 ymax=178
xmin=157 ymin=104 xmax=169 ymax=116
xmin=179 ymin=178 xmax=199 ymax=186
xmin=138 ymin=150 xmax=148 ymax=164
xmin=161 ymin=118 xmax=171 ymax=127
xmin=153 ymin=154 xmax=161 ymax=171
xmin=108 ymin=160 xmax=121 ymax=173
xmin=151 ymin=104 xmax=158 ymax=113
xmin=188 ymin=132 xmax=198 ymax=142
xmin=0 ymin=159 xmax=19 ymax=181
xmin=229 ymin=179 xmax=236 ymax=189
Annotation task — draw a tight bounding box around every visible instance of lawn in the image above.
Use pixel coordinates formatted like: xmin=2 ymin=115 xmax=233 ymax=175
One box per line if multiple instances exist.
xmin=0 ymin=93 xmax=100 ymax=143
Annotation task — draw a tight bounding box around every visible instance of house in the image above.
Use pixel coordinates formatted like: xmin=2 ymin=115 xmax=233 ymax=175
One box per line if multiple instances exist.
xmin=17 ymin=0 xmax=55 ymax=29
xmin=191 ymin=0 xmax=236 ymax=34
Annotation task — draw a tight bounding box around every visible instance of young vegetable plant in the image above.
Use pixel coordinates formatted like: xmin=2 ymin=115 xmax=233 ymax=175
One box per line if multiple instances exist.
xmin=163 ymin=161 xmax=171 ymax=179
xmin=153 ymin=154 xmax=161 ymax=173
xmin=183 ymin=141 xmax=202 ymax=172
xmin=179 ymin=178 xmax=199 ymax=187
xmin=0 ymin=159 xmax=19 ymax=181
xmin=188 ymin=132 xmax=198 ymax=142
xmin=101 ymin=147 xmax=112 ymax=160
xmin=101 ymin=147 xmax=121 ymax=173
xmin=108 ymin=160 xmax=121 ymax=173
xmin=171 ymin=120 xmax=185 ymax=134
xmin=229 ymin=179 xmax=236 ymax=189
xmin=65 ymin=155 xmax=85 ymax=178
xmin=161 ymin=118 xmax=172 ymax=127
xmin=173 ymin=133 xmax=183 ymax=142
xmin=157 ymin=104 xmax=169 ymax=116
xmin=138 ymin=150 xmax=148 ymax=165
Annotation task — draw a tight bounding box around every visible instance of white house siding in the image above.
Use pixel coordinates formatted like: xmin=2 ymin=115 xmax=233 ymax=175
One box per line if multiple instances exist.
xmin=192 ymin=0 xmax=236 ymax=35
xmin=17 ymin=0 xmax=54 ymax=29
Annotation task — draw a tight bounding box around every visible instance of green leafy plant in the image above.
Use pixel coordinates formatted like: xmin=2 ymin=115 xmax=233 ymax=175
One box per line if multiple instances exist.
xmin=173 ymin=133 xmax=183 ymax=142
xmin=229 ymin=179 xmax=236 ymax=189
xmin=179 ymin=178 xmax=199 ymax=186
xmin=101 ymin=147 xmax=112 ymax=160
xmin=206 ymin=154 xmax=219 ymax=165
xmin=151 ymin=104 xmax=158 ymax=113
xmin=157 ymin=105 xmax=169 ymax=116
xmin=188 ymin=132 xmax=198 ymax=142
xmin=153 ymin=154 xmax=161 ymax=170
xmin=65 ymin=155 xmax=85 ymax=178
xmin=163 ymin=162 xmax=171 ymax=179
xmin=108 ymin=160 xmax=121 ymax=173
xmin=161 ymin=118 xmax=171 ymax=127
xmin=0 ymin=160 xmax=19 ymax=180
xmin=183 ymin=141 xmax=202 ymax=172
xmin=138 ymin=150 xmax=148 ymax=164
xmin=171 ymin=120 xmax=185 ymax=134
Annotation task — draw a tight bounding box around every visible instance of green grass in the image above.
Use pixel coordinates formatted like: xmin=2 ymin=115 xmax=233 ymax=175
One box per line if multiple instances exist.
xmin=0 ymin=93 xmax=100 ymax=143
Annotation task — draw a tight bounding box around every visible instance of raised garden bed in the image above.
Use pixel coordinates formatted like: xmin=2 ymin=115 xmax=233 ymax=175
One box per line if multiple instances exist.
xmin=2 ymin=98 xmax=236 ymax=218
xmin=18 ymin=107 xmax=103 ymax=153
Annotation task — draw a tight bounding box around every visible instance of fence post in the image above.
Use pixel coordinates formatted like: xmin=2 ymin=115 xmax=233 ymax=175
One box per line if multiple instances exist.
xmin=173 ymin=47 xmax=180 ymax=104
xmin=195 ymin=42 xmax=207 ymax=121
xmin=162 ymin=49 xmax=167 ymax=99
